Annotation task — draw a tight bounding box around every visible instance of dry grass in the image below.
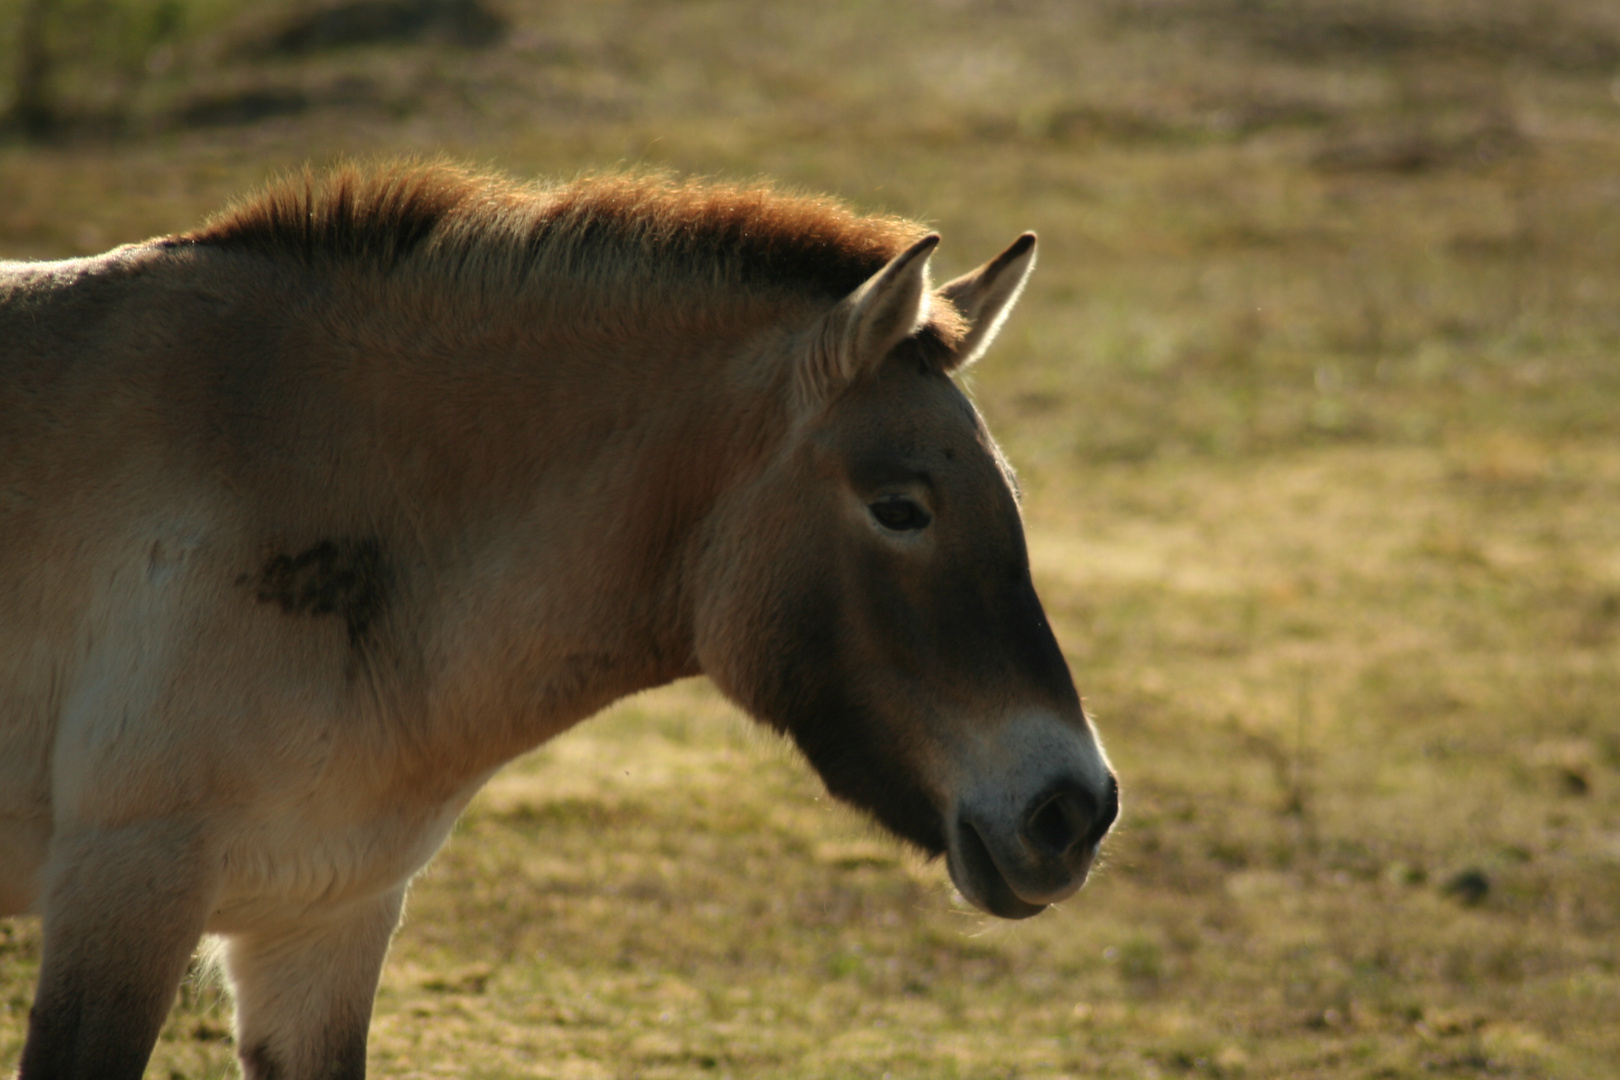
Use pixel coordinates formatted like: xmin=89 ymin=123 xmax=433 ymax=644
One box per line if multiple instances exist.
xmin=3 ymin=1 xmax=1620 ymax=1076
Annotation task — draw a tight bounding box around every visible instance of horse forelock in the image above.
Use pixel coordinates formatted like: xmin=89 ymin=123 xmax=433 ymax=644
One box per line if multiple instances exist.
xmin=179 ymin=161 xmax=968 ymax=354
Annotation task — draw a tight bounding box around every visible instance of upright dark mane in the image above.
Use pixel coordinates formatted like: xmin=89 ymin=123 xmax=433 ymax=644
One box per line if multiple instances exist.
xmin=183 ymin=162 xmax=948 ymax=306
xmin=184 ymin=163 xmax=473 ymax=272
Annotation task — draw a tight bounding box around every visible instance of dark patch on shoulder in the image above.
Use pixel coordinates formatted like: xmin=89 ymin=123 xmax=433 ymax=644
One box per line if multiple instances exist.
xmin=246 ymin=538 xmax=392 ymax=647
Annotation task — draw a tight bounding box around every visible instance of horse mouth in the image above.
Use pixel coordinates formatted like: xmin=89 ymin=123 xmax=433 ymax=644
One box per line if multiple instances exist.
xmin=947 ymin=818 xmax=1051 ymax=920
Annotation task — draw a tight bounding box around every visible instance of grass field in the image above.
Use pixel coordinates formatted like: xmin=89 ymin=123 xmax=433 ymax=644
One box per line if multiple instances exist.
xmin=3 ymin=1 xmax=1620 ymax=1076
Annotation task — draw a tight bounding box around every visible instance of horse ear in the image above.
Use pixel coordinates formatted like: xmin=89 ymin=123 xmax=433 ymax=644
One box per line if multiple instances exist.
xmin=799 ymin=234 xmax=939 ymax=408
xmin=937 ymin=232 xmax=1036 ymax=369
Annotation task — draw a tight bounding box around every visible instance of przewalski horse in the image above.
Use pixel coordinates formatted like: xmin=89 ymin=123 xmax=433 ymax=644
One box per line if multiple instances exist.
xmin=0 ymin=163 xmax=1118 ymax=1079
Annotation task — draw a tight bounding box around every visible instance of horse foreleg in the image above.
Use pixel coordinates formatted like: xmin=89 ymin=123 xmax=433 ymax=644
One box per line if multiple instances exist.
xmin=19 ymin=822 xmax=220 ymax=1080
xmin=224 ymin=885 xmax=405 ymax=1080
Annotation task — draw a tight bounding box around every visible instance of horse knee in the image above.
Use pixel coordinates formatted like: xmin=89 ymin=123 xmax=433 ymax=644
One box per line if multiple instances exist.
xmin=225 ymin=888 xmax=404 ymax=1080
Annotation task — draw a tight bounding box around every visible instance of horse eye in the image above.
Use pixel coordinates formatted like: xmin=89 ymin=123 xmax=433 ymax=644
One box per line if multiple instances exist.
xmin=869 ymin=497 xmax=932 ymax=532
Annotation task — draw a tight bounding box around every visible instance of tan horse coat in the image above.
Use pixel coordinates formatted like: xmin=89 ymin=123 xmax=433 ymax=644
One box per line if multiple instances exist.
xmin=0 ymin=164 xmax=1114 ymax=1079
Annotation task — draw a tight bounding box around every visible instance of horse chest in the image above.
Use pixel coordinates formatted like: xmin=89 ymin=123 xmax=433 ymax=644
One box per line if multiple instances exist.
xmin=209 ymin=773 xmax=486 ymax=932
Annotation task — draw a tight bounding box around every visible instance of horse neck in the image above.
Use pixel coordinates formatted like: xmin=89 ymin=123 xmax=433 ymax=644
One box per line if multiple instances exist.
xmin=342 ymin=276 xmax=804 ymax=759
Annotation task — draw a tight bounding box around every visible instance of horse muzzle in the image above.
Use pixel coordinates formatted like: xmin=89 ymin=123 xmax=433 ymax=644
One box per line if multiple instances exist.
xmin=944 ymin=715 xmax=1119 ymax=919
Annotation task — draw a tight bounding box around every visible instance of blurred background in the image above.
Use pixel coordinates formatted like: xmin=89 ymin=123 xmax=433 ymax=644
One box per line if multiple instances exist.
xmin=2 ymin=1 xmax=1619 ymax=1076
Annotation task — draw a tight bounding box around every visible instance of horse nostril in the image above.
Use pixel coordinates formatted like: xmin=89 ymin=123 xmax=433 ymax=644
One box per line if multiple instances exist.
xmin=1021 ymin=775 xmax=1120 ymax=859
xmin=1022 ymin=785 xmax=1092 ymax=858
